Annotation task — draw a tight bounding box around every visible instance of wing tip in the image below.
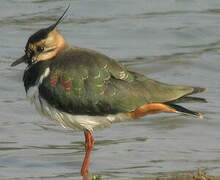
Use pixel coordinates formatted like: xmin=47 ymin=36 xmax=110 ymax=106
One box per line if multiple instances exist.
xmin=166 ymin=103 xmax=204 ymax=119
xmin=191 ymin=87 xmax=207 ymax=95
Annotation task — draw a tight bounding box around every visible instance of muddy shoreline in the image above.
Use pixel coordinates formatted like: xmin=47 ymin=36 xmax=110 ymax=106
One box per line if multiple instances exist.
xmin=132 ymin=169 xmax=220 ymax=180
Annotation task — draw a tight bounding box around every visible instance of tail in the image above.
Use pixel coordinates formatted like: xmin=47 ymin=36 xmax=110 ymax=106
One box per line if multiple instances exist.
xmin=164 ymin=87 xmax=207 ymax=118
xmin=125 ymin=86 xmax=206 ymax=119
xmin=125 ymin=102 xmax=204 ymax=119
xmin=164 ymin=86 xmax=206 ymax=118
xmin=164 ymin=103 xmax=203 ymax=118
xmin=168 ymin=96 xmax=207 ymax=104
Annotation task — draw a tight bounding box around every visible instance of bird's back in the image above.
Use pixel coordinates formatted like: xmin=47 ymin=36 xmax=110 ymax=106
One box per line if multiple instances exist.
xmin=32 ymin=46 xmax=198 ymax=116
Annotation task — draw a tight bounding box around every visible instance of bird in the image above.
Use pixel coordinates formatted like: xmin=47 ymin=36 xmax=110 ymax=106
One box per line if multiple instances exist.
xmin=11 ymin=6 xmax=206 ymax=179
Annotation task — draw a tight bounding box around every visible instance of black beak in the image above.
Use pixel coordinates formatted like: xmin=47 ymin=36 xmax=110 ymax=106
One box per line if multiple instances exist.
xmin=11 ymin=55 xmax=27 ymax=67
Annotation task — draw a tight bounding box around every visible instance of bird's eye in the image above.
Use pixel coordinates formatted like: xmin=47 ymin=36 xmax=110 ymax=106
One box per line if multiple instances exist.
xmin=37 ymin=46 xmax=44 ymax=52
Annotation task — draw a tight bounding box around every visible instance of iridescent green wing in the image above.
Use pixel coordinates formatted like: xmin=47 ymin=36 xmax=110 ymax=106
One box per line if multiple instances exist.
xmin=39 ymin=47 xmax=195 ymax=115
xmin=130 ymin=71 xmax=195 ymax=103
xmin=39 ymin=48 xmax=149 ymax=115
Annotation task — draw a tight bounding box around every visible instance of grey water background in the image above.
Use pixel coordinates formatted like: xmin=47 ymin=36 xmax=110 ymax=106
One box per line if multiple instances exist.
xmin=1 ymin=0 xmax=220 ymax=179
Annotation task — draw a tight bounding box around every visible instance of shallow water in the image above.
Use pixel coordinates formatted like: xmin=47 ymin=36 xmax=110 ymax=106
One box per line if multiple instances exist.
xmin=1 ymin=0 xmax=220 ymax=179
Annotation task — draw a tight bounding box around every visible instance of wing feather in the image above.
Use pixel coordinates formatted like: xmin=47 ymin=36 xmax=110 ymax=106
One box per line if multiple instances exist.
xmin=38 ymin=47 xmax=197 ymax=115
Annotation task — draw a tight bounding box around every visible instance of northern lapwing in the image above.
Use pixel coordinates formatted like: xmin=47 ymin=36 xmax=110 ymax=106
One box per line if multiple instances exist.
xmin=11 ymin=6 xmax=206 ymax=179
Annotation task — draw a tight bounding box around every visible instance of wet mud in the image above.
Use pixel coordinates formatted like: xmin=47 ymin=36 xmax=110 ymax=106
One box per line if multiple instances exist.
xmin=132 ymin=169 xmax=220 ymax=180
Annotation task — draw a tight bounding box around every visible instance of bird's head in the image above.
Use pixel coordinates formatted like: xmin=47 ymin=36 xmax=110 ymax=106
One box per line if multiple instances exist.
xmin=11 ymin=6 xmax=69 ymax=67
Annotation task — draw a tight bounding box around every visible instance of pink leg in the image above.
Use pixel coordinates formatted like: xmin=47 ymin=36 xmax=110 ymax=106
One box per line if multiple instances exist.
xmin=81 ymin=130 xmax=95 ymax=179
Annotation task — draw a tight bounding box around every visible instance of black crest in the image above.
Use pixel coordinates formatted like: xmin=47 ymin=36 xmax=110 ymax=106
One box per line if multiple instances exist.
xmin=26 ymin=5 xmax=70 ymax=48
